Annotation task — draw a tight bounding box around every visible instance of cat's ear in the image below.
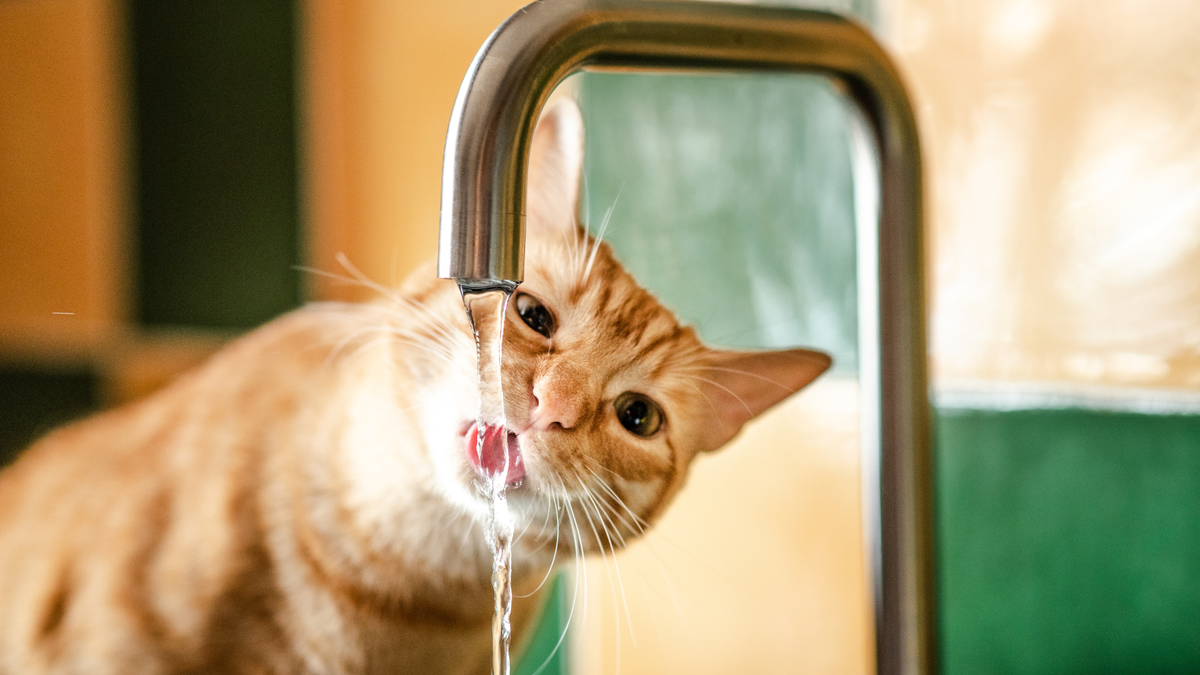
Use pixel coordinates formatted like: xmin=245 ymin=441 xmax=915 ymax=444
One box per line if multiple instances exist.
xmin=527 ymin=98 xmax=585 ymax=238
xmin=693 ymin=348 xmax=832 ymax=452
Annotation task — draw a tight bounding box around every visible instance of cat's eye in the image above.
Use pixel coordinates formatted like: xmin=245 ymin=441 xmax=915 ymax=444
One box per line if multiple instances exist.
xmin=515 ymin=292 xmax=556 ymax=338
xmin=614 ymin=392 xmax=663 ymax=438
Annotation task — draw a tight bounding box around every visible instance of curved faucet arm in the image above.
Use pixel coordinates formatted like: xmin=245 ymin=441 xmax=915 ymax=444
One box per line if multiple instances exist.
xmin=438 ymin=0 xmax=916 ymax=284
xmin=438 ymin=2 xmax=932 ymax=674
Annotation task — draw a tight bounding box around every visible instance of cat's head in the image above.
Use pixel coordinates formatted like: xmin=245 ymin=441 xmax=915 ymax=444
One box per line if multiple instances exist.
xmin=444 ymin=100 xmax=830 ymax=559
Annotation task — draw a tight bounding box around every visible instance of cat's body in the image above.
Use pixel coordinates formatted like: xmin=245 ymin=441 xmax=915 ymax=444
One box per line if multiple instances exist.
xmin=0 ymin=101 xmax=830 ymax=674
xmin=0 ymin=296 xmax=536 ymax=675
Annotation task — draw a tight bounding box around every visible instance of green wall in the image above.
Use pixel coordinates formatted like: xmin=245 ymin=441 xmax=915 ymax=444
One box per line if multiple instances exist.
xmin=579 ymin=72 xmax=860 ymax=368
xmin=0 ymin=368 xmax=98 ymax=468
xmin=131 ymin=0 xmax=302 ymax=329
xmin=936 ymin=406 xmax=1200 ymax=674
xmin=515 ymin=573 xmax=571 ymax=675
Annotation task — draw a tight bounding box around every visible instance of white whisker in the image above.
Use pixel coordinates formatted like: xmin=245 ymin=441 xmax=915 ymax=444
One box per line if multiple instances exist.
xmin=574 ymin=470 xmax=637 ymax=652
xmin=582 ymin=187 xmax=621 ymax=283
xmin=682 ymin=373 xmax=755 ymax=417
xmin=678 ymin=364 xmax=800 ymax=391
xmin=515 ymin=494 xmax=562 ymax=599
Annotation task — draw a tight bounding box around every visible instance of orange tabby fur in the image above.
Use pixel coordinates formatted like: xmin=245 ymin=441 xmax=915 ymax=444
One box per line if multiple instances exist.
xmin=0 ymin=101 xmax=830 ymax=675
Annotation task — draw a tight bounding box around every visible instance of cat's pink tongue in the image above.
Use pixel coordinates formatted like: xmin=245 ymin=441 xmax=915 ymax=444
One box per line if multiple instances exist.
xmin=466 ymin=423 xmax=524 ymax=486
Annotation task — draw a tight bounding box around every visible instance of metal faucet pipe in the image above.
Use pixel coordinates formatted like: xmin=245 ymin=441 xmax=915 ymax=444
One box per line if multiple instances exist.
xmin=437 ymin=1 xmax=933 ymax=673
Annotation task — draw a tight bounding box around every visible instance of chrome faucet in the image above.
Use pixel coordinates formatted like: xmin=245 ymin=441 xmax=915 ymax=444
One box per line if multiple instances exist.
xmin=437 ymin=1 xmax=933 ymax=673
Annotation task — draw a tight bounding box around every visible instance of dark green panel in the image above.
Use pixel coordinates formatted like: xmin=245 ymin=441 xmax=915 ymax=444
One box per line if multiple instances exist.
xmin=0 ymin=368 xmax=99 ymax=468
xmin=514 ymin=572 xmax=570 ymax=675
xmin=936 ymin=407 xmax=1200 ymax=675
xmin=578 ymin=73 xmax=859 ymax=370
xmin=132 ymin=0 xmax=301 ymax=329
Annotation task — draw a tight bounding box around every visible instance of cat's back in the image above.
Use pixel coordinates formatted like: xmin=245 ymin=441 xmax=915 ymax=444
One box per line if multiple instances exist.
xmin=0 ymin=303 xmax=382 ymax=675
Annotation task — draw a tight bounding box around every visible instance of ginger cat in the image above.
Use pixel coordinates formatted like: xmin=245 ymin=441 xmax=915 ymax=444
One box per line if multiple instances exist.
xmin=0 ymin=100 xmax=830 ymax=675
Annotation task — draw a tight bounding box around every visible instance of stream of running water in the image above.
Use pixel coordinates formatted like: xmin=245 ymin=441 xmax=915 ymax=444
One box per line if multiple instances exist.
xmin=459 ymin=281 xmax=518 ymax=675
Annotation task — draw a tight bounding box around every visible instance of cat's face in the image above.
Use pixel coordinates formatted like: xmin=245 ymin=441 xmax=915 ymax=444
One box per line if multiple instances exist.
xmin=424 ymin=100 xmax=829 ymax=561
xmin=494 ymin=234 xmax=714 ymax=555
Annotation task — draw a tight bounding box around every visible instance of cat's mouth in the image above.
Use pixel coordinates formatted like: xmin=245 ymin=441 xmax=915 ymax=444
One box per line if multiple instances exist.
xmin=464 ymin=422 xmax=525 ymax=487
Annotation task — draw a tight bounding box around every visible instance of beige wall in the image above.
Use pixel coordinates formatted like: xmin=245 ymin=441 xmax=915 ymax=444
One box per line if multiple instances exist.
xmin=0 ymin=0 xmax=532 ymax=392
xmin=0 ymin=0 xmax=224 ymax=404
xmin=302 ymin=0 xmax=529 ymax=300
xmin=0 ymin=0 xmax=124 ymax=361
xmin=575 ymin=378 xmax=872 ymax=675
xmin=890 ymin=0 xmax=1200 ymax=390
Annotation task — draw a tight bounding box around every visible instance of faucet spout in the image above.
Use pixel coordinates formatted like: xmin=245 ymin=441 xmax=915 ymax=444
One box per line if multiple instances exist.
xmin=436 ymin=2 xmax=932 ymax=674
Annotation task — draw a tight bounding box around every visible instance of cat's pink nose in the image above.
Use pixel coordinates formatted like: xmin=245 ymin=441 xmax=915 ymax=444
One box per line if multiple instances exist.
xmin=529 ymin=383 xmax=579 ymax=431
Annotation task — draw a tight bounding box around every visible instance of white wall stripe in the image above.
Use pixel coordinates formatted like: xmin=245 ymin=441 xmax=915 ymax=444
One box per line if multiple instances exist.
xmin=933 ymin=379 xmax=1200 ymax=415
